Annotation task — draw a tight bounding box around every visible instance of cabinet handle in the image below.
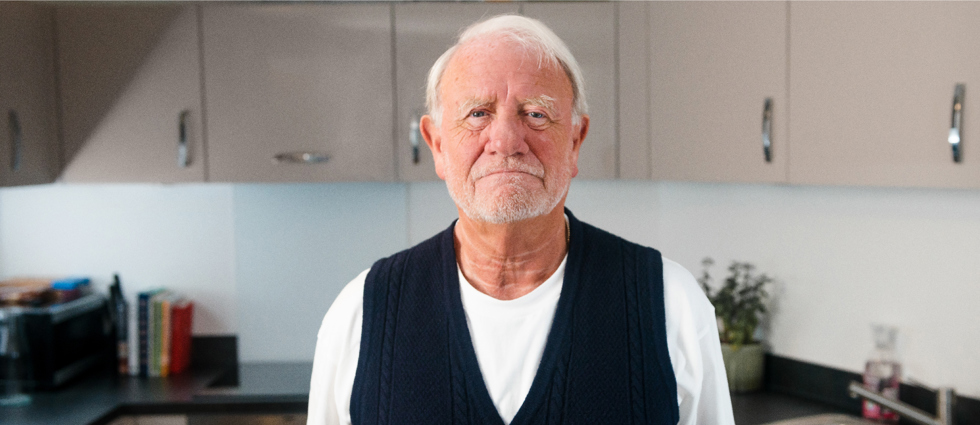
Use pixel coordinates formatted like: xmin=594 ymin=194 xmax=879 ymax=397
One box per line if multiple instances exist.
xmin=409 ymin=113 xmax=422 ymax=165
xmin=178 ymin=110 xmax=191 ymax=168
xmin=949 ymin=84 xmax=965 ymax=163
xmin=8 ymin=110 xmax=22 ymax=172
xmin=273 ymin=152 xmax=330 ymax=164
xmin=762 ymin=98 xmax=773 ymax=163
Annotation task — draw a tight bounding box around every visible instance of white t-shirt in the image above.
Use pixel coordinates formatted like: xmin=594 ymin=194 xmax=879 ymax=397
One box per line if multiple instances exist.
xmin=308 ymin=256 xmax=735 ymax=425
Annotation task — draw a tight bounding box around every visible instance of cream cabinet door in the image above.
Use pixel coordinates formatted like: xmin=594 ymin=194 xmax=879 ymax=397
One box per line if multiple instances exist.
xmin=789 ymin=2 xmax=980 ymax=188
xmin=0 ymin=3 xmax=59 ymax=186
xmin=648 ymin=1 xmax=788 ymax=183
xmin=618 ymin=2 xmax=652 ymax=180
xmin=203 ymin=4 xmax=394 ymax=183
xmin=394 ymin=2 xmax=520 ymax=182
xmin=522 ymin=2 xmax=617 ymax=179
xmin=57 ymin=5 xmax=205 ymax=183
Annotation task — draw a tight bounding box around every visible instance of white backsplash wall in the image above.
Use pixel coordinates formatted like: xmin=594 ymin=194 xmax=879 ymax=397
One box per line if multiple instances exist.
xmin=0 ymin=183 xmax=237 ymax=335
xmin=655 ymin=182 xmax=980 ymax=398
xmin=564 ymin=180 xmax=662 ymax=247
xmin=232 ymin=183 xmax=409 ymax=362
xmin=406 ymin=181 xmax=460 ymax=245
xmin=1 ymin=180 xmax=977 ymax=397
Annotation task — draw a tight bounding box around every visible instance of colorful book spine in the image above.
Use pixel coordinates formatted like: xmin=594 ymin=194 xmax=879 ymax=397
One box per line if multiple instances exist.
xmin=160 ymin=294 xmax=173 ymax=377
xmin=138 ymin=291 xmax=148 ymax=377
xmin=137 ymin=288 xmax=164 ymax=377
xmin=149 ymin=290 xmax=170 ymax=377
xmin=136 ymin=288 xmax=193 ymax=378
xmin=128 ymin=297 xmax=139 ymax=376
xmin=169 ymin=299 xmax=194 ymax=375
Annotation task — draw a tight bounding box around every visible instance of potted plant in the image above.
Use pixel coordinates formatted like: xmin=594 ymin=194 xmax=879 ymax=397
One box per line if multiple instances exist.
xmin=697 ymin=258 xmax=773 ymax=393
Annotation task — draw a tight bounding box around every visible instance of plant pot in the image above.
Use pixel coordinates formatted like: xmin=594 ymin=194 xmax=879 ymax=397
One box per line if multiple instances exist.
xmin=721 ymin=343 xmax=765 ymax=393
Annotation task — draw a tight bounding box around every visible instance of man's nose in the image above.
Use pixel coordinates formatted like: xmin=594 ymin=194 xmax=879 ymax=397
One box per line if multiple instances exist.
xmin=485 ymin=114 xmax=529 ymax=156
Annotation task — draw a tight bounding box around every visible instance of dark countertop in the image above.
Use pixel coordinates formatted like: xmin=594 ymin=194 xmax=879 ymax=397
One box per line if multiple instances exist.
xmin=4 ymin=361 xmax=856 ymax=425
xmin=3 ymin=363 xmax=310 ymax=425
xmin=733 ymin=391 xmax=855 ymax=424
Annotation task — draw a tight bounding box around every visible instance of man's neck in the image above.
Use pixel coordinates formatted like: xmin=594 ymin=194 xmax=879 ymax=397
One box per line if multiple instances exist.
xmin=454 ymin=207 xmax=568 ymax=301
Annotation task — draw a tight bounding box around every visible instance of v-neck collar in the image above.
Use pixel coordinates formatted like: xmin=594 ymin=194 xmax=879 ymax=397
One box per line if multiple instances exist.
xmin=440 ymin=209 xmax=584 ymax=424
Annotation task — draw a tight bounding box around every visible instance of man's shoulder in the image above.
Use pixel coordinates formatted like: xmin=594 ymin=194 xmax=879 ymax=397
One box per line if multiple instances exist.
xmin=660 ymin=257 xmax=716 ymax=327
xmin=661 ymin=257 xmax=695 ymax=284
xmin=317 ymin=268 xmax=368 ymax=340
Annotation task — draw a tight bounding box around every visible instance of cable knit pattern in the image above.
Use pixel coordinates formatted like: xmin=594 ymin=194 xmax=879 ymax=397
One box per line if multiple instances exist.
xmin=625 ymin=242 xmax=647 ymax=425
xmin=546 ymin=335 xmax=569 ymax=425
xmin=448 ymin=297 xmax=469 ymax=425
xmin=350 ymin=209 xmax=678 ymax=425
xmin=377 ymin=251 xmax=407 ymax=425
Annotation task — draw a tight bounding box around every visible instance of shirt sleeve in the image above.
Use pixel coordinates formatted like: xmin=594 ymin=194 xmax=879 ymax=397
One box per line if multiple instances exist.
xmin=311 ymin=260 xmax=735 ymax=425
xmin=307 ymin=270 xmax=368 ymax=425
xmin=662 ymin=258 xmax=735 ymax=425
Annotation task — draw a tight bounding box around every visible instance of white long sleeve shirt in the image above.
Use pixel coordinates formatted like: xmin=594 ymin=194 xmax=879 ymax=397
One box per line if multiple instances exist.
xmin=308 ymin=256 xmax=735 ymax=425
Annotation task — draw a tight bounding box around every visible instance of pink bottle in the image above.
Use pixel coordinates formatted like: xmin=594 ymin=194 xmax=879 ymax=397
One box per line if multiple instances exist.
xmin=862 ymin=325 xmax=901 ymax=423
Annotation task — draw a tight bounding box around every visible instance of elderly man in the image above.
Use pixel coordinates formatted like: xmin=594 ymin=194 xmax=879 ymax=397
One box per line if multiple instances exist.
xmin=309 ymin=15 xmax=734 ymax=425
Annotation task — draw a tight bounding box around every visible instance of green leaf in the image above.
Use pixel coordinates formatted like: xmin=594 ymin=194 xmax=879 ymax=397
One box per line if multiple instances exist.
xmin=697 ymin=258 xmax=773 ymax=346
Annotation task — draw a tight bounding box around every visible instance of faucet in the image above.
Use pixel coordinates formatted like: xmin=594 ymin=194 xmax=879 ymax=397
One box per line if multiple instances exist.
xmin=847 ymin=381 xmax=955 ymax=425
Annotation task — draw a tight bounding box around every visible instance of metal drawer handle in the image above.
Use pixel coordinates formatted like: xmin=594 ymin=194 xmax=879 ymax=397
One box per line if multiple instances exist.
xmin=8 ymin=110 xmax=22 ymax=172
xmin=273 ymin=152 xmax=330 ymax=164
xmin=410 ymin=112 xmax=422 ymax=164
xmin=178 ymin=110 xmax=191 ymax=168
xmin=949 ymin=84 xmax=965 ymax=163
xmin=762 ymin=98 xmax=773 ymax=163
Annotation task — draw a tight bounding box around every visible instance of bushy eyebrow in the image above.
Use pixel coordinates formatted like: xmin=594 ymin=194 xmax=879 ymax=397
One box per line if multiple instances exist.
xmin=454 ymin=94 xmax=559 ymax=119
xmin=456 ymin=96 xmax=496 ymax=119
xmin=520 ymin=95 xmax=558 ymax=117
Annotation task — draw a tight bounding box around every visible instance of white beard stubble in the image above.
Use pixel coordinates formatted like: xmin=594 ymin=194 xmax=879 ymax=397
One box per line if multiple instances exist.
xmin=445 ymin=154 xmax=573 ymax=224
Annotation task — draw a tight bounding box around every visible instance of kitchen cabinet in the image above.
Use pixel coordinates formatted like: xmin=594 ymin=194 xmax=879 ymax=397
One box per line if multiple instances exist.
xmin=0 ymin=3 xmax=60 ymax=186
xmin=394 ymin=2 xmax=519 ymax=182
xmin=203 ymin=4 xmax=394 ymax=183
xmin=17 ymin=2 xmax=980 ymax=188
xmin=648 ymin=1 xmax=789 ymax=183
xmin=523 ymin=2 xmax=618 ymax=179
xmin=57 ymin=4 xmax=205 ymax=183
xmin=789 ymin=1 xmax=980 ymax=188
xmin=617 ymin=2 xmax=651 ymax=180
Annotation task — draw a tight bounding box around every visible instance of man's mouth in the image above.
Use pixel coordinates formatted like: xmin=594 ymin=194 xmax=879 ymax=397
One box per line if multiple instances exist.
xmin=472 ymin=162 xmax=544 ymax=180
xmin=487 ymin=169 xmax=530 ymax=177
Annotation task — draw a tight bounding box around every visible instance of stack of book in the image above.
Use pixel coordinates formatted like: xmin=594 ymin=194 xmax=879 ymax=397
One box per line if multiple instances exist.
xmin=130 ymin=288 xmax=194 ymax=377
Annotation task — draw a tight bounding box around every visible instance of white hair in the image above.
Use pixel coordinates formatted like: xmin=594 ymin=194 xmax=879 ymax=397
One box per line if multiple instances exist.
xmin=425 ymin=14 xmax=588 ymax=126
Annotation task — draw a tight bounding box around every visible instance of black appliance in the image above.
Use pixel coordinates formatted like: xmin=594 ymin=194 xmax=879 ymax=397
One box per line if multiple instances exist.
xmin=0 ymin=294 xmax=113 ymax=390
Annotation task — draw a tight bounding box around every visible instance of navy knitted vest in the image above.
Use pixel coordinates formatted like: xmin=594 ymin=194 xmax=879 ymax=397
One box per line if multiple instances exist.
xmin=351 ymin=209 xmax=678 ymax=425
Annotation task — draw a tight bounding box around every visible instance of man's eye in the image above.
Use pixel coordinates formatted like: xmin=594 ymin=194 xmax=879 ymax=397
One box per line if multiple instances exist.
xmin=525 ymin=111 xmax=550 ymax=129
xmin=470 ymin=111 xmax=487 ymax=118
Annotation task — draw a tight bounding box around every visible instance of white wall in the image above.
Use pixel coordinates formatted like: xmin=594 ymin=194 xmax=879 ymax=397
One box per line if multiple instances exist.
xmin=1 ymin=180 xmax=977 ymax=397
xmin=232 ymin=183 xmax=409 ymax=362
xmin=0 ymin=183 xmax=237 ymax=335
xmin=655 ymin=182 xmax=980 ymax=398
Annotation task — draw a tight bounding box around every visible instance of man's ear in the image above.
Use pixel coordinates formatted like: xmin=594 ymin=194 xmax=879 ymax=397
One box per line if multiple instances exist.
xmin=569 ymin=114 xmax=589 ymax=178
xmin=420 ymin=115 xmax=446 ymax=180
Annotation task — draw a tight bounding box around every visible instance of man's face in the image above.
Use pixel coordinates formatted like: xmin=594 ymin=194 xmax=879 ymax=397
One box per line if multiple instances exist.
xmin=422 ymin=38 xmax=589 ymax=224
